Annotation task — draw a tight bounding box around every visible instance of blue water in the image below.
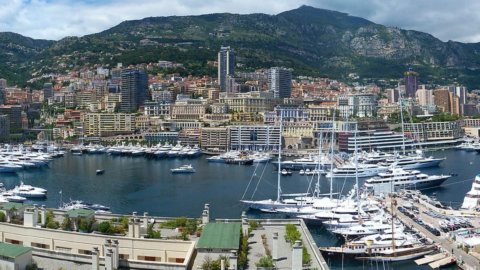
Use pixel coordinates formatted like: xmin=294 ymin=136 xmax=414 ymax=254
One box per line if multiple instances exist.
xmin=0 ymin=149 xmax=470 ymax=269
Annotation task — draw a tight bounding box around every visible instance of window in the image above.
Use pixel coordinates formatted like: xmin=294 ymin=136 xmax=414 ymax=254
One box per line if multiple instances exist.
xmin=31 ymin=243 xmax=49 ymax=249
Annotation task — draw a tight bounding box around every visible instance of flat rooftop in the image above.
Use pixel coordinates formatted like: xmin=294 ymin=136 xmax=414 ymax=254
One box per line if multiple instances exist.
xmin=0 ymin=242 xmax=32 ymax=258
xmin=197 ymin=223 xmax=240 ymax=250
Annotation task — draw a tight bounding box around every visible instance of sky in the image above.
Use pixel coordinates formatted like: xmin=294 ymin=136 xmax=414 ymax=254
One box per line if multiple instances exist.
xmin=0 ymin=0 xmax=479 ymax=43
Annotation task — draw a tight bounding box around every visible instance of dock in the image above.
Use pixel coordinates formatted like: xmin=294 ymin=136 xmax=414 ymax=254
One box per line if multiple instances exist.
xmin=388 ymin=196 xmax=480 ymax=270
xmin=415 ymin=253 xmax=447 ymax=265
xmin=428 ymin=256 xmax=456 ymax=268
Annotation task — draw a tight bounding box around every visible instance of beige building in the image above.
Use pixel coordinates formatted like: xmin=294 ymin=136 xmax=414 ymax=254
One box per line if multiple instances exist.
xmin=219 ymin=91 xmax=275 ymax=113
xmin=76 ymin=90 xmax=97 ymax=109
xmin=0 ymin=207 xmax=195 ymax=270
xmin=200 ymin=127 xmax=229 ymax=151
xmin=416 ymin=88 xmax=434 ymax=106
xmin=171 ymin=104 xmax=206 ymax=120
xmin=82 ymin=113 xmax=135 ymax=137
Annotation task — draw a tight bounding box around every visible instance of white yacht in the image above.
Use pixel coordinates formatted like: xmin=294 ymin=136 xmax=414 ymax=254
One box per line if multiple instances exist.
xmin=171 ymin=164 xmax=196 ymax=174
xmin=461 ymin=174 xmax=480 ymax=210
xmin=364 ymin=166 xmax=450 ymax=192
xmin=0 ymin=161 xmax=23 ymax=173
xmin=186 ymin=145 xmax=202 ymax=157
xmin=272 ymin=155 xmax=332 ymax=170
xmin=11 ymin=182 xmax=47 ymax=198
xmin=1 ymin=191 xmax=27 ymax=203
xmin=167 ymin=143 xmax=183 ymax=157
xmin=380 ymin=151 xmax=444 ymax=170
xmin=327 ymin=163 xmax=388 ymax=178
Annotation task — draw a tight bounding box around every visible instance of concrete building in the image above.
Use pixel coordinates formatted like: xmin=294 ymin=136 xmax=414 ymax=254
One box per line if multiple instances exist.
xmin=404 ymin=69 xmax=418 ymax=98
xmin=76 ymin=90 xmax=97 ymax=109
xmin=0 ymin=78 xmax=6 ymax=105
xmin=152 ymin=90 xmax=173 ymax=104
xmin=448 ymin=85 xmax=467 ymax=105
xmin=403 ymin=121 xmax=463 ymax=142
xmin=0 ymin=115 xmax=9 ymax=141
xmin=82 ymin=113 xmax=136 ymax=137
xmin=143 ymin=101 xmax=171 ymax=118
xmin=386 ymin=88 xmax=399 ymax=104
xmin=171 ymin=103 xmax=206 ymax=120
xmin=120 ymin=69 xmax=148 ymax=112
xmin=268 ymin=67 xmax=292 ymax=99
xmin=219 ymin=91 xmax=275 ymax=114
xmin=337 ymin=94 xmax=376 ymax=119
xmin=0 ymin=242 xmax=32 ymax=270
xmin=433 ymin=89 xmax=450 ymax=113
xmin=178 ymin=129 xmax=201 ymax=146
xmin=218 ymin=46 xmax=235 ymax=91
xmin=200 ymin=127 xmax=229 ymax=151
xmin=416 ymin=87 xmax=434 ymax=106
xmin=450 ymin=92 xmax=460 ymax=115
xmin=43 ymin=83 xmax=53 ymax=101
xmin=0 ymin=105 xmax=22 ymax=133
xmin=229 ymin=125 xmax=281 ymax=151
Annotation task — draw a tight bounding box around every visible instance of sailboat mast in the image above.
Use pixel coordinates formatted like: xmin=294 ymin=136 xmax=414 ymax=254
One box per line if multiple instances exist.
xmin=399 ymin=90 xmax=406 ymax=155
xmin=354 ymin=123 xmax=360 ymax=211
xmin=276 ymin=110 xmax=283 ymax=202
xmin=329 ymin=110 xmax=336 ymax=199
xmin=316 ymin=131 xmax=323 ymax=198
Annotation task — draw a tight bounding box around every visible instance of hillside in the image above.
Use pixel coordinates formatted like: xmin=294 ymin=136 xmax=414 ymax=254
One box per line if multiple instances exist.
xmin=1 ymin=5 xmax=480 ymax=88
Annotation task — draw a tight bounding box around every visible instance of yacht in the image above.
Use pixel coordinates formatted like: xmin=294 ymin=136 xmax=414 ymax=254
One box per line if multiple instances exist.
xmin=461 ymin=174 xmax=480 ymax=210
xmin=171 ymin=164 xmax=196 ymax=174
xmin=167 ymin=143 xmax=183 ymax=157
xmin=332 ymin=221 xmax=403 ymax=240
xmin=320 ymin=232 xmax=426 ymax=257
xmin=11 ymin=182 xmax=47 ymax=198
xmin=1 ymin=191 xmax=27 ymax=202
xmin=0 ymin=161 xmax=23 ymax=173
xmin=251 ymin=152 xmax=272 ymax=163
xmin=364 ymin=166 xmax=451 ymax=192
xmin=71 ymin=146 xmax=83 ymax=156
xmin=380 ymin=151 xmax=444 ymax=170
xmin=186 ymin=145 xmax=202 ymax=157
xmin=178 ymin=146 xmax=192 ymax=158
xmin=272 ymin=155 xmax=332 ymax=170
xmin=206 ymin=155 xmax=225 ymax=163
xmin=327 ymin=163 xmax=388 ymax=178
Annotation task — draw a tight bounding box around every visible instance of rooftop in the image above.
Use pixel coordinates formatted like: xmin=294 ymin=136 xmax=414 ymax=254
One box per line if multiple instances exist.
xmin=197 ymin=223 xmax=240 ymax=250
xmin=0 ymin=242 xmax=32 ymax=258
xmin=66 ymin=208 xmax=95 ymax=218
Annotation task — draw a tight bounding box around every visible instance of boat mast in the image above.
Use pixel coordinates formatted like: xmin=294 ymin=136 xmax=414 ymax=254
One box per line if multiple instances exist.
xmin=354 ymin=122 xmax=360 ymax=212
xmin=276 ymin=110 xmax=283 ymax=202
xmin=315 ymin=131 xmax=323 ymax=198
xmin=329 ymin=110 xmax=336 ymax=199
xmin=399 ymin=88 xmax=406 ymax=155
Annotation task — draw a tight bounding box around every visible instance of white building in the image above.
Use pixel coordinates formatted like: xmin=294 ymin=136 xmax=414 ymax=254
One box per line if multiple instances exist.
xmin=337 ymin=94 xmax=376 ymax=118
xmin=229 ymin=125 xmax=281 ymax=151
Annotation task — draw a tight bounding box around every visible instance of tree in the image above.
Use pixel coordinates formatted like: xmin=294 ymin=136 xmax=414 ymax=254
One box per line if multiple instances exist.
xmin=0 ymin=211 xmax=6 ymax=222
xmin=98 ymin=221 xmax=113 ymax=234
xmin=255 ymin=256 xmax=274 ymax=268
xmin=61 ymin=215 xmax=72 ymax=231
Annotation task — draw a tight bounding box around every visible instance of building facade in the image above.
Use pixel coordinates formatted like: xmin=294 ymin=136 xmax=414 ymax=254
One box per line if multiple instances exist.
xmin=268 ymin=67 xmax=292 ymax=99
xmin=0 ymin=115 xmax=9 ymax=141
xmin=82 ymin=113 xmax=136 ymax=137
xmin=228 ymin=125 xmax=281 ymax=151
xmin=0 ymin=105 xmax=22 ymax=133
xmin=120 ymin=69 xmax=148 ymax=112
xmin=218 ymin=46 xmax=235 ymax=91
xmin=200 ymin=127 xmax=229 ymax=151
xmin=403 ymin=121 xmax=463 ymax=142
xmin=404 ymin=69 xmax=418 ymax=98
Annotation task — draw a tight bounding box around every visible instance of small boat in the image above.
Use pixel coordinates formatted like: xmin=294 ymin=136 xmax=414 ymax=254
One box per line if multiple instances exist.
xmin=96 ymin=169 xmax=105 ymax=175
xmin=299 ymin=169 xmax=305 ymax=175
xmin=171 ymin=164 xmax=196 ymax=174
xmin=281 ymin=169 xmax=292 ymax=176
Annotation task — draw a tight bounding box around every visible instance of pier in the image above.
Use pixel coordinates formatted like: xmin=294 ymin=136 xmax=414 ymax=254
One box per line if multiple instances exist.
xmin=387 ymin=196 xmax=480 ymax=269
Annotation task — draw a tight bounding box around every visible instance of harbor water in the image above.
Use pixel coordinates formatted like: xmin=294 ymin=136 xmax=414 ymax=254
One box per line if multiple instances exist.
xmin=0 ymin=148 xmax=471 ymax=269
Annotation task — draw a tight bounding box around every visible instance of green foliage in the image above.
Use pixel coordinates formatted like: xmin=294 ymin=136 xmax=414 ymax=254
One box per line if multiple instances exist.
xmin=238 ymin=232 xmax=249 ymax=269
xmin=78 ymin=218 xmax=95 ymax=233
xmin=255 ymin=256 xmax=274 ymax=268
xmin=98 ymin=221 xmax=113 ymax=234
xmin=303 ymin=246 xmax=311 ymax=266
xmin=26 ymin=262 xmax=38 ymax=270
xmin=61 ymin=215 xmax=72 ymax=231
xmin=285 ymin=224 xmax=301 ymax=244
xmin=0 ymin=211 xmax=6 ymax=222
xmin=46 ymin=220 xmax=60 ymax=229
xmin=160 ymin=217 xmax=198 ymax=234
xmin=201 ymin=256 xmax=229 ymax=270
xmin=431 ymin=112 xmax=460 ymax=122
xmin=146 ymin=223 xmax=161 ymax=239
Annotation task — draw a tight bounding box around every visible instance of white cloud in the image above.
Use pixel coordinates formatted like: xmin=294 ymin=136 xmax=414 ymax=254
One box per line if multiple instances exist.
xmin=0 ymin=0 xmax=479 ymax=43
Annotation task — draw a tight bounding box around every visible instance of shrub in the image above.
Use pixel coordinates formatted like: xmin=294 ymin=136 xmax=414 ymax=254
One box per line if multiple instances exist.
xmin=303 ymin=246 xmax=311 ymax=266
xmin=61 ymin=216 xmax=72 ymax=231
xmin=46 ymin=220 xmax=60 ymax=229
xmin=98 ymin=221 xmax=113 ymax=234
xmin=146 ymin=223 xmax=161 ymax=239
xmin=255 ymin=256 xmax=274 ymax=268
xmin=0 ymin=211 xmax=6 ymax=222
xmin=284 ymin=224 xmax=301 ymax=244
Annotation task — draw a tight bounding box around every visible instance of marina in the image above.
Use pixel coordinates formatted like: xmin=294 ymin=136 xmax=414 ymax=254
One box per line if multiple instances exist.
xmin=0 ymin=145 xmax=478 ymax=269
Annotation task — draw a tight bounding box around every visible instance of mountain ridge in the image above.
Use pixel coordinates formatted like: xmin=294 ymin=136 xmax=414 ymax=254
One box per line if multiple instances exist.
xmin=1 ymin=5 xmax=480 ymax=88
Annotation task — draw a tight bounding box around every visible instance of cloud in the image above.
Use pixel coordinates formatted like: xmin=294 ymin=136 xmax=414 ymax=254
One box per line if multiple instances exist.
xmin=0 ymin=0 xmax=479 ymax=43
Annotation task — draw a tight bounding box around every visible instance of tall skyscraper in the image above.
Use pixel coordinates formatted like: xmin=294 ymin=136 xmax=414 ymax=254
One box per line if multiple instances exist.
xmin=43 ymin=83 xmax=53 ymax=101
xmin=448 ymin=85 xmax=467 ymax=104
xmin=217 ymin=46 xmax=235 ymax=91
xmin=386 ymin=88 xmax=399 ymax=104
xmin=120 ymin=69 xmax=148 ymax=112
xmin=416 ymin=88 xmax=434 ymax=106
xmin=268 ymin=67 xmax=292 ymax=99
xmin=404 ymin=69 xmax=418 ymax=98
